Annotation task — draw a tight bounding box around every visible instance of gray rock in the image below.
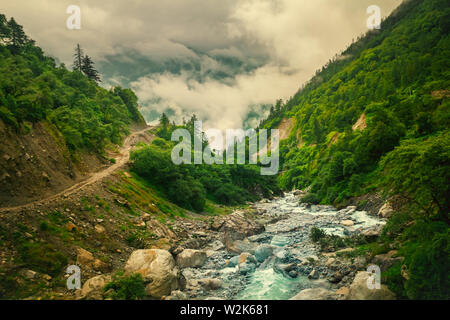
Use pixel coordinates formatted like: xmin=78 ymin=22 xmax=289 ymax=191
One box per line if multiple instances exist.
xmin=78 ymin=275 xmax=112 ymax=300
xmin=176 ymin=249 xmax=207 ymax=268
xmin=273 ymin=263 xmax=297 ymax=278
xmin=290 ymin=288 xmax=339 ymax=300
xmin=198 ymin=278 xmax=222 ymax=290
xmin=124 ymin=249 xmax=180 ymax=298
xmin=165 ymin=290 xmax=188 ymax=300
xmin=347 ymin=271 xmax=396 ymax=300
xmin=226 ymin=256 xmax=240 ymax=268
xmin=254 ymin=244 xmax=273 ymax=263
xmin=308 ymin=269 xmax=319 ymax=280
xmin=238 ymin=262 xmax=256 ymax=275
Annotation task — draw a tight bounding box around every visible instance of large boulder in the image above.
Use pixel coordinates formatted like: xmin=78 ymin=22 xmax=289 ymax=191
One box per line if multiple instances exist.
xmin=347 ymin=271 xmax=396 ymax=300
xmin=274 ymin=263 xmax=298 ymax=278
xmin=237 ymin=252 xmax=257 ymax=274
xmin=225 ymin=237 xmax=257 ymax=254
xmin=78 ymin=275 xmax=112 ymax=300
xmin=220 ymin=211 xmax=265 ymax=253
xmin=76 ymin=247 xmax=94 ymax=267
xmin=219 ymin=211 xmax=265 ymax=235
xmin=377 ymin=202 xmax=394 ymax=219
xmin=290 ymin=288 xmax=339 ymax=300
xmin=176 ymin=249 xmax=207 ymax=268
xmin=361 ymin=225 xmax=383 ymax=240
xmin=124 ymin=249 xmax=180 ymax=298
xmin=341 ymin=220 xmax=355 ymax=227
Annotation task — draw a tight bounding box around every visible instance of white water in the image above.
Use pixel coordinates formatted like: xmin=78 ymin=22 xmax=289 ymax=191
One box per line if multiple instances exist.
xmin=189 ymin=192 xmax=386 ymax=300
xmin=237 ymin=268 xmax=310 ymax=300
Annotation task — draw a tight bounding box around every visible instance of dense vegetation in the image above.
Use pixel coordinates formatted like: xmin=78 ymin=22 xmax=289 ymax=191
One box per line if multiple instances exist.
xmin=130 ymin=114 xmax=281 ymax=212
xmin=0 ymin=14 xmax=145 ymax=154
xmin=260 ymin=0 xmax=449 ymax=299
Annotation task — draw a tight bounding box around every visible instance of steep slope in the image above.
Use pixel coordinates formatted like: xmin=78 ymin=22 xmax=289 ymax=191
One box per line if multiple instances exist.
xmin=262 ymin=0 xmax=449 ymax=204
xmin=0 ymin=14 xmax=261 ymax=300
xmin=0 ymin=14 xmax=147 ymax=207
xmin=260 ymin=0 xmax=449 ymax=299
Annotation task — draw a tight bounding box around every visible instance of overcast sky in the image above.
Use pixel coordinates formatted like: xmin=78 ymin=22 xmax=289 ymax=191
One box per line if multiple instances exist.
xmin=2 ymin=0 xmax=403 ymax=133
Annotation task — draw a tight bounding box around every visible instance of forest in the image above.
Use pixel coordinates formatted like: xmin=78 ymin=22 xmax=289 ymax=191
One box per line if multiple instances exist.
xmin=0 ymin=14 xmax=145 ymax=155
xmin=0 ymin=0 xmax=448 ymax=299
xmin=259 ymin=0 xmax=449 ymax=299
xmin=130 ymin=113 xmax=281 ymax=212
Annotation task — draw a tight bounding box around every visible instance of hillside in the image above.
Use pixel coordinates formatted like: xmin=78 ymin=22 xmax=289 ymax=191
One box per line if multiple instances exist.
xmin=0 ymin=15 xmax=147 ymax=206
xmin=0 ymin=14 xmax=279 ymax=300
xmin=260 ymin=0 xmax=449 ymax=299
xmin=0 ymin=1 xmax=448 ymax=301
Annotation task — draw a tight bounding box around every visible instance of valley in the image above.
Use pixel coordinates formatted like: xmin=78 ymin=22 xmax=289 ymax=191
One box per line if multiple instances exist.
xmin=0 ymin=0 xmax=448 ymax=301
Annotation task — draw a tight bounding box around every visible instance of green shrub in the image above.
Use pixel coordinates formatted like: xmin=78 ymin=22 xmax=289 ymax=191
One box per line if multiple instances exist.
xmin=104 ymin=273 xmax=146 ymax=300
xmin=319 ymin=234 xmax=346 ymax=251
xmin=18 ymin=242 xmax=67 ymax=277
xmin=300 ymin=193 xmax=320 ymax=204
xmin=310 ymin=227 xmax=326 ymax=242
xmin=404 ymin=232 xmax=450 ymax=299
xmin=39 ymin=221 xmax=49 ymax=231
xmin=383 ymin=262 xmax=408 ymax=299
xmin=125 ymin=233 xmax=145 ymax=249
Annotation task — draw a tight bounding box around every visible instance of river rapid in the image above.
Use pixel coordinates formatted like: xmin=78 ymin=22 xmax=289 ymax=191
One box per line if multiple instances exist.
xmin=180 ymin=192 xmax=386 ymax=300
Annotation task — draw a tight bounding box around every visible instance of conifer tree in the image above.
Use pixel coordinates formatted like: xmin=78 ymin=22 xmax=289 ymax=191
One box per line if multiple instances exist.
xmin=0 ymin=14 xmax=10 ymax=41
xmin=159 ymin=112 xmax=170 ymax=128
xmin=73 ymin=44 xmax=83 ymax=72
xmin=81 ymin=55 xmax=101 ymax=82
xmin=7 ymin=17 xmax=26 ymax=49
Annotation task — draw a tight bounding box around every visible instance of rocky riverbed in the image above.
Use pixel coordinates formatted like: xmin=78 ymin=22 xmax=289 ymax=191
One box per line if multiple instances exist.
xmin=166 ymin=192 xmax=392 ymax=300
xmin=77 ymin=191 xmax=398 ymax=300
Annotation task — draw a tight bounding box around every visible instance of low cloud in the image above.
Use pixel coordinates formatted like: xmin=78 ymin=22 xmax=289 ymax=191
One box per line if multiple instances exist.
xmin=2 ymin=0 xmax=402 ymax=132
xmin=131 ymin=63 xmax=302 ymax=130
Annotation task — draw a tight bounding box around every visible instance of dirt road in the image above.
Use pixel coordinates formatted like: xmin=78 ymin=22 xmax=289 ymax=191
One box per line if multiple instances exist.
xmin=0 ymin=126 xmax=155 ymax=213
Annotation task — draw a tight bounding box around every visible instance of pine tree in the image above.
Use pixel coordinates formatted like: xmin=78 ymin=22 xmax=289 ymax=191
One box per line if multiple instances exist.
xmin=7 ymin=17 xmax=26 ymax=49
xmin=159 ymin=113 xmax=170 ymax=127
xmin=73 ymin=44 xmax=83 ymax=72
xmin=81 ymin=55 xmax=101 ymax=82
xmin=0 ymin=14 xmax=10 ymax=41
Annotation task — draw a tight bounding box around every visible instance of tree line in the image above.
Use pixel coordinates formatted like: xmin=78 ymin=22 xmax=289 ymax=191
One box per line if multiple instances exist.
xmin=72 ymin=44 xmax=101 ymax=83
xmin=0 ymin=14 xmax=34 ymax=51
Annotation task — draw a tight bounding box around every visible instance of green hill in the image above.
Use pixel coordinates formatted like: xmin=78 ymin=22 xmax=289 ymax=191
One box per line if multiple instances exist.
xmin=260 ymin=0 xmax=449 ymax=299
xmin=0 ymin=14 xmax=146 ymax=154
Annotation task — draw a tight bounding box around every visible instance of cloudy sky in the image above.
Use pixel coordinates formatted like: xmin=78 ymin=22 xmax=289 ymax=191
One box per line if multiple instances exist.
xmin=2 ymin=0 xmax=402 ymax=131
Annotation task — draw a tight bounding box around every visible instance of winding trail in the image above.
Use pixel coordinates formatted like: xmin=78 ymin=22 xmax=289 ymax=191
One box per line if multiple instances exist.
xmin=0 ymin=126 xmax=155 ymax=213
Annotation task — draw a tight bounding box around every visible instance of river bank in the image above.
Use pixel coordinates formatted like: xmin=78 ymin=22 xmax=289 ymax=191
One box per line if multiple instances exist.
xmin=166 ymin=191 xmax=395 ymax=300
xmin=76 ymin=191 xmax=398 ymax=300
